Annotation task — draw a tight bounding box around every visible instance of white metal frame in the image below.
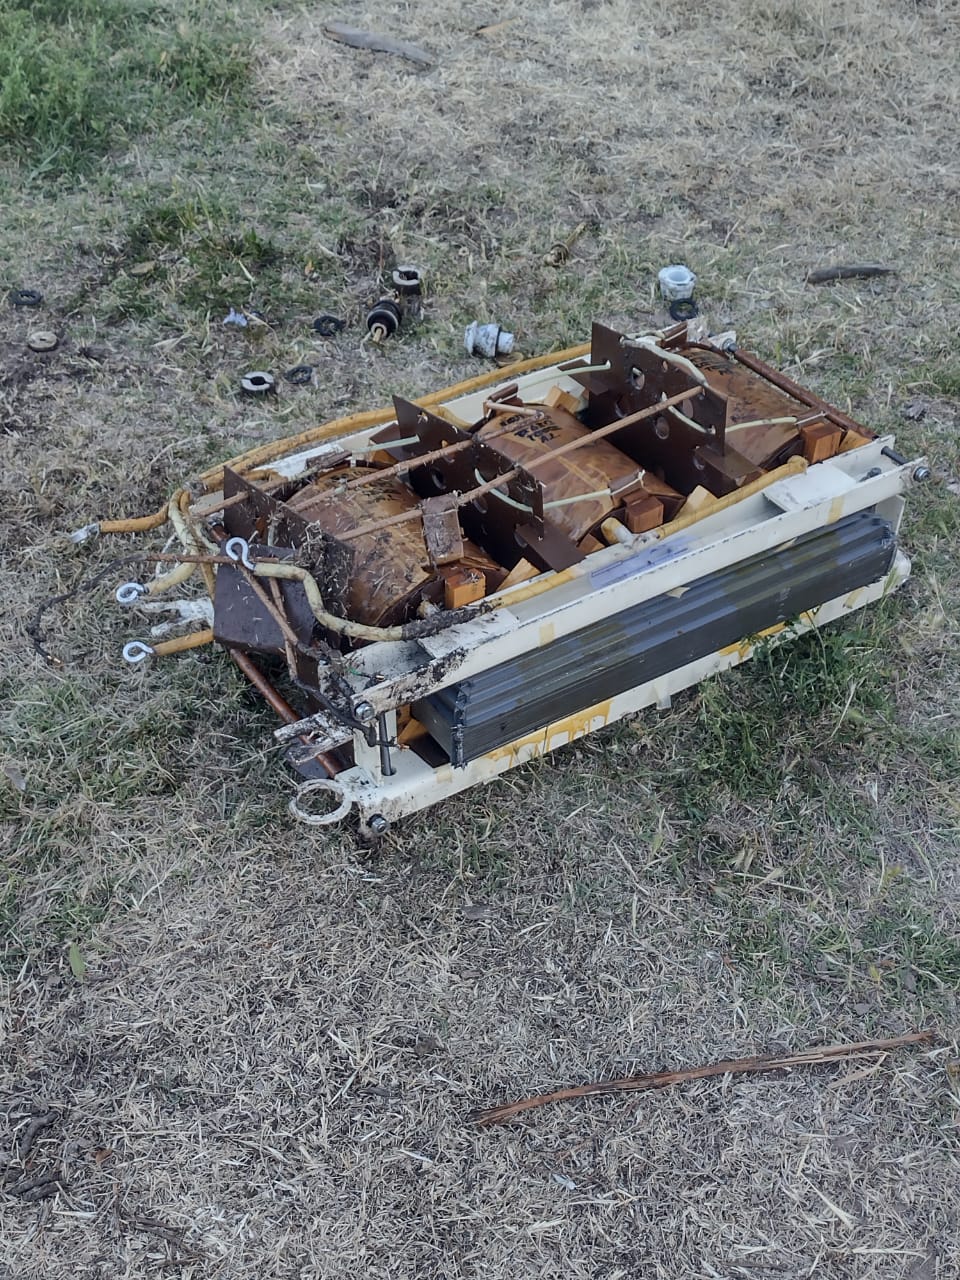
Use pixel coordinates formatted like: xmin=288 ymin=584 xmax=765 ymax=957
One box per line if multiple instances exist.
xmin=266 ymin=373 xmax=921 ymax=834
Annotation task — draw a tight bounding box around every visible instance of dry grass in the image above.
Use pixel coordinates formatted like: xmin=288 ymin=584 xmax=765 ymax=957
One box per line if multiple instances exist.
xmin=2 ymin=1 xmax=960 ymax=1276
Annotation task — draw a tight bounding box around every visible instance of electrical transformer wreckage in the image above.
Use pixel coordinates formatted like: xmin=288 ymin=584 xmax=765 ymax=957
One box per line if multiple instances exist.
xmin=40 ymin=321 xmax=928 ymax=837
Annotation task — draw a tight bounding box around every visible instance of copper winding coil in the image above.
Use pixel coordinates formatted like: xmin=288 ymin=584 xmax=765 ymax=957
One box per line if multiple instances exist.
xmin=285 ymin=467 xmax=498 ymax=626
xmin=477 ymin=404 xmax=682 ymax=543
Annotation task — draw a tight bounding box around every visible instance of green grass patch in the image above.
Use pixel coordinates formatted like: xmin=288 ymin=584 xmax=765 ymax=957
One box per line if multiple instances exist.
xmin=0 ymin=1 xmax=251 ymax=177
xmin=92 ymin=188 xmax=334 ymax=323
xmin=861 ymin=894 xmax=960 ymax=996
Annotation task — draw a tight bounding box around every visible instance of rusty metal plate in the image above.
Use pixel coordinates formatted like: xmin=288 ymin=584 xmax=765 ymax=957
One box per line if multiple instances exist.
xmin=390 ymin=396 xmax=547 ymax=568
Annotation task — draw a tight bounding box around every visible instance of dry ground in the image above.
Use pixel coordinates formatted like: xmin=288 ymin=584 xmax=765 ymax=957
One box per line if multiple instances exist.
xmin=2 ymin=1 xmax=960 ymax=1276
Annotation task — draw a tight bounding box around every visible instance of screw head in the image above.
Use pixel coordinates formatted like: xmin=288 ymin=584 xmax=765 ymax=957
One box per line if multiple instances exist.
xmin=368 ymin=814 xmax=389 ymax=835
xmin=354 ymin=700 xmax=376 ymax=724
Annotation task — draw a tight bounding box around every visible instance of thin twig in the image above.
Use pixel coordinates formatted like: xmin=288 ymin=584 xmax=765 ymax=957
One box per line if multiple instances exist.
xmin=469 ymin=1030 xmax=935 ymax=1126
xmin=806 ymin=264 xmax=895 ymax=284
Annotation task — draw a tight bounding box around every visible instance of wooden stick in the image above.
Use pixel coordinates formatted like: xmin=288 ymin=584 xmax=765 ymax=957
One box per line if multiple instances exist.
xmin=469 ymin=1030 xmax=935 ymax=1127
xmin=806 ymin=264 xmax=895 ymax=284
xmin=323 ymin=22 xmax=432 ymax=66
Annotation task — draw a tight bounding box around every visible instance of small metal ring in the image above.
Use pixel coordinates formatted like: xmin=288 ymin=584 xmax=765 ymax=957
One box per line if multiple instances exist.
xmin=289 ymin=778 xmax=353 ymax=826
xmin=669 ymin=298 xmax=699 ymax=322
xmin=122 ymin=640 xmax=155 ymax=664
xmin=9 ymin=288 xmax=43 ymax=308
xmin=391 ymin=266 xmax=422 ymax=293
xmin=116 ymin=582 xmax=147 ymax=605
xmin=284 ymin=364 xmax=314 ymax=385
xmin=312 ymin=314 xmax=346 ymax=337
xmin=240 ymin=370 xmax=276 ymax=395
xmin=27 ymin=330 xmax=58 ymax=352
xmin=224 ymin=536 xmax=256 ymax=570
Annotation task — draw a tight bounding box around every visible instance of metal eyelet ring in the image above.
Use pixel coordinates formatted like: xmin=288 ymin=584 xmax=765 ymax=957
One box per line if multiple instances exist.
xmin=116 ymin=582 xmax=147 ymax=605
xmin=289 ymin=778 xmax=353 ymax=826
xmin=122 ymin=640 xmax=155 ymax=664
xmin=284 ymin=364 xmax=314 ymax=385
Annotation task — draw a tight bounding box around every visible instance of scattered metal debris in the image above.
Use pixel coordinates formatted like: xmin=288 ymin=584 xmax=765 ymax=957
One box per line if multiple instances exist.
xmin=658 ymin=263 xmax=697 ymax=318
xmin=313 ymin=313 xmax=347 ymax=336
xmin=323 ymin=20 xmax=433 ymax=67
xmin=542 ymin=222 xmax=586 ymax=268
xmin=9 ymin=287 xmax=43 ymax=307
xmin=469 ymin=1030 xmax=935 ymax=1126
xmin=475 ymin=18 xmax=518 ymax=36
xmin=464 ymin=321 xmax=515 ymax=357
xmin=806 ymin=264 xmax=895 ymax=284
xmin=366 ymin=298 xmax=402 ymax=342
xmin=669 ymin=298 xmax=699 ymax=322
xmin=27 ymin=329 xmax=58 ymax=352
xmin=284 ymin=364 xmax=315 ymax=386
xmin=240 ymin=370 xmax=276 ymax=395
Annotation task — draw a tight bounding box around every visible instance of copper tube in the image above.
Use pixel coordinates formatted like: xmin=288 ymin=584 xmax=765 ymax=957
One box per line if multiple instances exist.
xmin=152 ymin=628 xmax=215 ymax=656
xmin=229 ymin=649 xmax=342 ymax=777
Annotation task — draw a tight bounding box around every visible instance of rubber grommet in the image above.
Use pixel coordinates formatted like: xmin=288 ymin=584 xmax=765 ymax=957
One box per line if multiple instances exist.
xmin=284 ymin=364 xmax=314 ymax=385
xmin=312 ymin=314 xmax=346 ymax=337
xmin=10 ymin=288 xmax=43 ymax=308
xmin=669 ymin=298 xmax=699 ymax=321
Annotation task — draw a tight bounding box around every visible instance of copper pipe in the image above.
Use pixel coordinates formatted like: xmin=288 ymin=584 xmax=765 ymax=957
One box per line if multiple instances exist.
xmin=229 ymin=649 xmax=342 ymax=777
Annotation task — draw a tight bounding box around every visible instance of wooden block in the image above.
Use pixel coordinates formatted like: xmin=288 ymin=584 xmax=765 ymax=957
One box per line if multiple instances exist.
xmin=443 ymin=566 xmax=485 ymax=609
xmin=498 ymin=558 xmax=539 ymax=589
xmin=397 ymin=715 xmax=429 ymax=746
xmin=801 ymin=421 xmax=844 ymax=463
xmin=681 ymin=485 xmax=715 ymax=514
xmin=544 ymin=384 xmax=583 ymax=415
xmin=623 ymin=494 xmax=664 ymax=534
xmin=420 ymin=494 xmax=464 ymax=567
xmin=838 ymin=427 xmax=874 ymax=453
